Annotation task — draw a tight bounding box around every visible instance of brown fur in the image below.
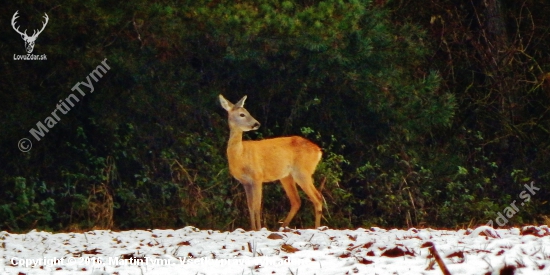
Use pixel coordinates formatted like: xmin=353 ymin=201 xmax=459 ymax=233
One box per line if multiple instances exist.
xmin=219 ymin=95 xmax=323 ymax=230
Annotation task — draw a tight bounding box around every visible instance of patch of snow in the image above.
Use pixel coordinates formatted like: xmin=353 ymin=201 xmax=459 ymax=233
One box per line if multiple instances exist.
xmin=0 ymin=226 xmax=549 ymax=274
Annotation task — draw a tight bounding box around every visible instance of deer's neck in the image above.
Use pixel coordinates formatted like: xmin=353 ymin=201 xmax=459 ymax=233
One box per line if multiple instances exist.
xmin=227 ymin=129 xmax=244 ymax=160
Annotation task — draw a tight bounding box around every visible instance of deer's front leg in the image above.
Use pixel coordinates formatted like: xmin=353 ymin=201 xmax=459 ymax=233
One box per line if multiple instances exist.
xmin=242 ymin=181 xmax=263 ymax=230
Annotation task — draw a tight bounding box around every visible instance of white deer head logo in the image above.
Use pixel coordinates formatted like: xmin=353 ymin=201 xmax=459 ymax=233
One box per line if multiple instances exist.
xmin=11 ymin=11 xmax=49 ymax=54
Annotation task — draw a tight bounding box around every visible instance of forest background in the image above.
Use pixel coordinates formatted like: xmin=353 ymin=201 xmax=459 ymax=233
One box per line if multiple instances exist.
xmin=1 ymin=0 xmax=549 ymax=231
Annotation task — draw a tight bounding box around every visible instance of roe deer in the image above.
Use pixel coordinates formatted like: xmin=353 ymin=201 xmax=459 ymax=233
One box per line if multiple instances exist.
xmin=219 ymin=94 xmax=323 ymax=230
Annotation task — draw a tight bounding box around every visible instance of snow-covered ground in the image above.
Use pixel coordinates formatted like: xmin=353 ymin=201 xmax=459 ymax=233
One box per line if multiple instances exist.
xmin=1 ymin=225 xmax=549 ymax=275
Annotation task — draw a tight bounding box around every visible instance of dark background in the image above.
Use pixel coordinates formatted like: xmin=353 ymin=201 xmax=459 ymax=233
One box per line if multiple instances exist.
xmin=1 ymin=0 xmax=549 ymax=231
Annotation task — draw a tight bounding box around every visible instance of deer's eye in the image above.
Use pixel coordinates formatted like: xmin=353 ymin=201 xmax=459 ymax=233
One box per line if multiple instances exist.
xmin=239 ymin=113 xmax=245 ymax=117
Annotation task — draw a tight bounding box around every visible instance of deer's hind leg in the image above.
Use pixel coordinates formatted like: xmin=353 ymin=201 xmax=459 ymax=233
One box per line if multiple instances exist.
xmin=292 ymin=171 xmax=323 ymax=228
xmin=280 ymin=175 xmax=301 ymax=228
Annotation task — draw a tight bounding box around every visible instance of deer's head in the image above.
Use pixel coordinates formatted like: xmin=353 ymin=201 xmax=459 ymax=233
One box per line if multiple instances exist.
xmin=12 ymin=11 xmax=49 ymax=53
xmin=219 ymin=95 xmax=261 ymax=132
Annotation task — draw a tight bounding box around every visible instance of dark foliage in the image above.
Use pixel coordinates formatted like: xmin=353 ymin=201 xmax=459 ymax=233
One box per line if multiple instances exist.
xmin=0 ymin=0 xmax=548 ymax=232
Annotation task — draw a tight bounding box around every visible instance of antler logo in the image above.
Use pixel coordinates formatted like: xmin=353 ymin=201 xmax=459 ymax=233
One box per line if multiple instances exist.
xmin=11 ymin=10 xmax=49 ymax=54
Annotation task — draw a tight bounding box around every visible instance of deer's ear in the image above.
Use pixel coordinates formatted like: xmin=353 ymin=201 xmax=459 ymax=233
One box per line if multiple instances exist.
xmin=234 ymin=95 xmax=247 ymax=108
xmin=219 ymin=94 xmax=234 ymax=111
